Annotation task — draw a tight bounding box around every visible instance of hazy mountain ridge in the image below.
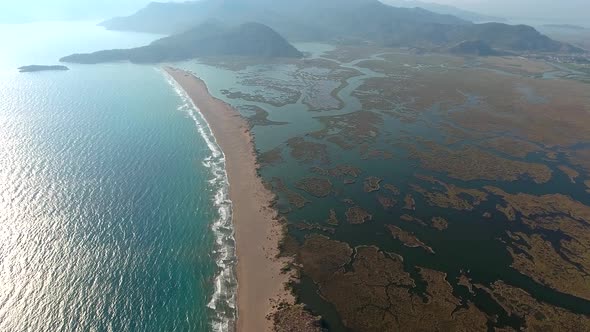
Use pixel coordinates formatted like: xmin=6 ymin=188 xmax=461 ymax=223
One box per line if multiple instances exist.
xmin=541 ymin=24 xmax=587 ymax=30
xmin=100 ymin=0 xmax=469 ymax=39
xmin=99 ymin=0 xmax=582 ymax=54
xmin=60 ymin=22 xmax=302 ymax=64
xmin=379 ymin=0 xmax=505 ymax=22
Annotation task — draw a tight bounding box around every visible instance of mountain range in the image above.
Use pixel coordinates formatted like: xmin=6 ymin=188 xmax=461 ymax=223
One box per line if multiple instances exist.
xmin=99 ymin=0 xmax=582 ymax=54
xmin=60 ymin=22 xmax=302 ymax=64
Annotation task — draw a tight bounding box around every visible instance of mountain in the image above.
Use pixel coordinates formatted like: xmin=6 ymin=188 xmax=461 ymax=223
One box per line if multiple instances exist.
xmin=100 ymin=0 xmax=468 ymax=39
xmin=99 ymin=0 xmax=581 ymax=54
xmin=60 ymin=22 xmax=302 ymax=64
xmin=379 ymin=0 xmax=505 ymax=23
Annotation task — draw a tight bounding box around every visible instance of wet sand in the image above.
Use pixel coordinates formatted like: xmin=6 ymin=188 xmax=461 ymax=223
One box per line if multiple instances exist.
xmin=164 ymin=67 xmax=294 ymax=331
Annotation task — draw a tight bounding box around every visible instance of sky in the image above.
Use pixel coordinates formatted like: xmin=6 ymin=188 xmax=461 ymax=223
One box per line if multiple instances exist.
xmin=0 ymin=0 xmax=155 ymax=22
xmin=420 ymin=0 xmax=590 ymax=24
xmin=1 ymin=0 xmax=588 ymax=26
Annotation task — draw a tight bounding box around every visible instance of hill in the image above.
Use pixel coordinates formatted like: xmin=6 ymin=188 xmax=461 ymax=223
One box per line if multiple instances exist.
xmin=60 ymin=22 xmax=302 ymax=64
xmin=461 ymin=23 xmax=581 ymax=53
xmin=99 ymin=0 xmax=580 ymax=54
xmin=448 ymin=40 xmax=503 ymax=56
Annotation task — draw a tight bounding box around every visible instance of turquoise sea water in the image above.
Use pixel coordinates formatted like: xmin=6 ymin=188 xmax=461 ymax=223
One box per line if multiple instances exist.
xmin=0 ymin=22 xmax=235 ymax=331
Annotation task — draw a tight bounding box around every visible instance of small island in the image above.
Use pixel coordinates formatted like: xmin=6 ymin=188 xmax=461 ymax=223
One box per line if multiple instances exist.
xmin=18 ymin=65 xmax=69 ymax=73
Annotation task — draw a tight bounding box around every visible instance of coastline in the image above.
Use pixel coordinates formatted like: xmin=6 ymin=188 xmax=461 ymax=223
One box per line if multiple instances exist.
xmin=164 ymin=67 xmax=294 ymax=332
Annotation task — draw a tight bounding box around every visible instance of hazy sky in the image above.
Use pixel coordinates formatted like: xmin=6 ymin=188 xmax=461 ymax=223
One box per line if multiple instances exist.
xmin=2 ymin=0 xmax=588 ymax=26
xmin=421 ymin=0 xmax=589 ymax=24
xmin=0 ymin=0 xmax=154 ymax=22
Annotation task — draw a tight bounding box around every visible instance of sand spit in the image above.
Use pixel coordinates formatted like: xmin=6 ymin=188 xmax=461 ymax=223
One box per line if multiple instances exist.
xmin=165 ymin=67 xmax=294 ymax=332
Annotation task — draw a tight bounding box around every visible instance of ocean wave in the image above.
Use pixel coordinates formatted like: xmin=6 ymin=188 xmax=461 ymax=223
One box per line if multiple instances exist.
xmin=163 ymin=70 xmax=237 ymax=332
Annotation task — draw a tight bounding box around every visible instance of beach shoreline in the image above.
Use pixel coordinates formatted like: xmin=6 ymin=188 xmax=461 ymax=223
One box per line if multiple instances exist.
xmin=164 ymin=67 xmax=294 ymax=332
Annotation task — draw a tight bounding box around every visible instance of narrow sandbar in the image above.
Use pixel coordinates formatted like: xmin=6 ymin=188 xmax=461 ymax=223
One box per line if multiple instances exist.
xmin=164 ymin=67 xmax=293 ymax=331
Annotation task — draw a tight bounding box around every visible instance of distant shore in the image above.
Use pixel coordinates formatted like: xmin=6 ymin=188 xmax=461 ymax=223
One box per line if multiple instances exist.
xmin=164 ymin=67 xmax=294 ymax=332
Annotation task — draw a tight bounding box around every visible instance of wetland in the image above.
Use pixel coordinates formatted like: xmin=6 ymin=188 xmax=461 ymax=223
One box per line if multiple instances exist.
xmin=177 ymin=43 xmax=590 ymax=331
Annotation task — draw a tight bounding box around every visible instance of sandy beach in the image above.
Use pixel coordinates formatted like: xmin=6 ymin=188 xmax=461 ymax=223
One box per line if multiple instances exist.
xmin=164 ymin=67 xmax=294 ymax=332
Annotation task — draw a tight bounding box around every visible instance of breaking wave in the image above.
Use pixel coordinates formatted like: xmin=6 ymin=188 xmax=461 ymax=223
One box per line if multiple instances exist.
xmin=164 ymin=70 xmax=237 ymax=332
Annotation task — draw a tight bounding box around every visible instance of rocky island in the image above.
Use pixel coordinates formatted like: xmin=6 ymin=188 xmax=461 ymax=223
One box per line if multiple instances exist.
xmin=18 ymin=65 xmax=69 ymax=72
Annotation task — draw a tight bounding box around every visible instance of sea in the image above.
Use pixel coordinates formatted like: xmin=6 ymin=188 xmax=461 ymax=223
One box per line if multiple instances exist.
xmin=0 ymin=21 xmax=236 ymax=331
